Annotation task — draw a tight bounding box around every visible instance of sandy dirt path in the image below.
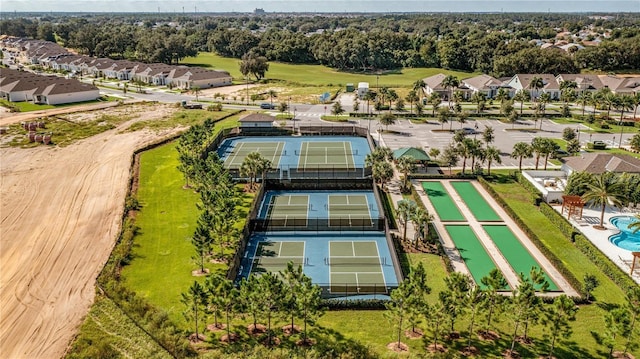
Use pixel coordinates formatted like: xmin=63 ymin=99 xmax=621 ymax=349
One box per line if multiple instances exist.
xmin=0 ymin=119 xmax=172 ymax=358
xmin=0 ymin=100 xmax=138 ymax=126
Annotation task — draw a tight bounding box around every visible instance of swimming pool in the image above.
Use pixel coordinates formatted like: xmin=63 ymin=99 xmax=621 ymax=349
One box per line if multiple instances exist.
xmin=609 ymin=216 xmax=640 ymax=251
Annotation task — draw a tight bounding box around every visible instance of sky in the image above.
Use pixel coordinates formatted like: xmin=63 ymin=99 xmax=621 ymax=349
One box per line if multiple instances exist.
xmin=1 ymin=1 xmax=639 ymax=13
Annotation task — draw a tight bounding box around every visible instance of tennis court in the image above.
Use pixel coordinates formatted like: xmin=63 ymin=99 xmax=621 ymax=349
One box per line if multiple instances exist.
xmin=250 ymin=241 xmax=305 ymax=274
xmin=329 ymin=241 xmax=387 ymax=294
xmin=298 ymin=141 xmax=356 ymax=170
xmin=445 ymin=225 xmax=510 ymax=290
xmin=222 ymin=141 xmax=285 ymax=169
xmin=265 ymin=194 xmax=310 ymax=228
xmin=483 ymin=225 xmax=559 ymax=291
xmin=422 ymin=181 xmax=466 ymax=221
xmin=450 ymin=181 xmax=501 ymax=221
xmin=328 ymin=194 xmax=373 ymax=227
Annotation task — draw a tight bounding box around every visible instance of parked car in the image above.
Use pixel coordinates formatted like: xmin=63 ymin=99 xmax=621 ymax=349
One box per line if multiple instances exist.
xmin=260 ymin=103 xmax=275 ymax=109
xmin=461 ymin=127 xmax=476 ymax=135
xmin=553 ymin=149 xmax=569 ymax=158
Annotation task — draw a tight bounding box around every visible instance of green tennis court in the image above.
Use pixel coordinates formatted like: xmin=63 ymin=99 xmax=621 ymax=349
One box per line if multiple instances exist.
xmin=298 ymin=141 xmax=356 ymax=169
xmin=445 ymin=225 xmax=509 ymax=290
xmin=251 ymin=241 xmax=305 ymax=274
xmin=422 ymin=181 xmax=466 ymax=221
xmin=266 ymin=194 xmax=309 ymax=227
xmin=223 ymin=141 xmax=284 ymax=169
xmin=482 ymin=225 xmax=558 ymax=291
xmin=450 ymin=181 xmax=501 ymax=221
xmin=329 ymin=241 xmax=387 ymax=294
xmin=328 ymin=194 xmax=373 ymax=227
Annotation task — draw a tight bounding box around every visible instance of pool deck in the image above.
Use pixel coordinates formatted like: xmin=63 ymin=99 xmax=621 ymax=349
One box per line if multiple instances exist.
xmin=553 ymin=205 xmax=640 ymax=285
xmin=414 ymin=179 xmax=579 ymax=296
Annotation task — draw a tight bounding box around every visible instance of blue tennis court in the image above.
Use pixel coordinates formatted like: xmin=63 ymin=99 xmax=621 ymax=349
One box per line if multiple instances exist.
xmin=217 ymin=136 xmax=370 ymax=170
xmin=239 ymin=232 xmax=400 ymax=298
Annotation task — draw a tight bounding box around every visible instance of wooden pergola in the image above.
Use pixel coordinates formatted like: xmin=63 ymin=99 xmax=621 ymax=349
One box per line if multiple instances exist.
xmin=561 ymin=195 xmax=586 ymax=220
xmin=631 ymin=252 xmax=640 ymax=276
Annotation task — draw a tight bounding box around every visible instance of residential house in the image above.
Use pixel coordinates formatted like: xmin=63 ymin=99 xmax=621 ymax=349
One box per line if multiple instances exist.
xmin=167 ymin=67 xmax=232 ymax=89
xmin=561 ymin=153 xmax=640 ymax=176
xmin=507 ymin=74 xmax=561 ymax=100
xmin=556 ymin=74 xmax=605 ymax=93
xmin=103 ymin=60 xmax=138 ymax=80
xmin=0 ymin=68 xmax=100 ymax=105
xmin=422 ymin=73 xmax=471 ymax=101
xmin=131 ymin=63 xmax=174 ymax=85
xmin=33 ymin=81 xmax=100 ymax=105
xmin=461 ymin=74 xmax=511 ymax=99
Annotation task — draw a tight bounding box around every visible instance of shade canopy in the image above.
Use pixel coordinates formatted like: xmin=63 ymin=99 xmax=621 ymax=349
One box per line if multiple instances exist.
xmin=393 ymin=147 xmax=430 ymax=162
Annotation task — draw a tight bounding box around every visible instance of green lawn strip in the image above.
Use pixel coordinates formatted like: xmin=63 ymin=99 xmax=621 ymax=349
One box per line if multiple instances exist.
xmin=421 ymin=181 xmax=466 ymax=221
xmin=125 ymin=108 xmax=236 ymax=132
xmin=121 ymin=139 xmax=252 ymax=328
xmin=181 ymin=52 xmax=476 ymax=87
xmin=482 ymin=225 xmax=559 ymax=291
xmin=445 ymin=225 xmax=506 ymax=289
xmin=66 ymin=295 xmax=172 ymax=359
xmin=450 ymin=181 xmax=501 ymax=221
xmin=486 ymin=179 xmax=627 ymax=304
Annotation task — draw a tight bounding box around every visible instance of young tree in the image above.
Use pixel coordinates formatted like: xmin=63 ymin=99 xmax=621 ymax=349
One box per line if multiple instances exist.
xmin=441 ymin=143 xmax=460 ymax=175
xmin=239 ymin=275 xmax=264 ymax=334
xmin=385 ymin=281 xmax=411 ymax=351
xmin=404 ymin=263 xmax=431 ymax=337
xmin=280 ymin=262 xmax=304 ymax=334
xmin=543 ymin=295 xmax=578 ymax=358
xmin=603 ymin=308 xmax=631 ymax=359
xmin=582 ymin=172 xmax=625 ymax=228
xmin=397 ymin=199 xmax=417 ymax=243
xmin=514 ymin=89 xmax=530 ymax=116
xmin=191 ymin=223 xmax=213 ymax=274
xmin=437 ymin=107 xmax=451 ymax=130
xmin=331 ymin=101 xmax=344 ymax=116
xmin=471 ymin=91 xmax=487 ymax=114
xmin=353 ymin=98 xmax=360 ymax=113
xmin=268 ymin=89 xmax=277 ymax=105
xmin=259 ymin=272 xmax=285 ymax=345
xmin=411 ymin=206 xmax=434 ymax=247
xmin=440 ymin=272 xmax=472 ymax=337
xmin=463 ymin=285 xmax=485 ymax=354
xmin=182 ymin=281 xmax=208 ymax=342
xmin=563 ymin=127 xmax=577 ymax=141
xmin=277 ymin=101 xmax=288 ymax=113
xmin=566 ymin=139 xmax=581 ymax=156
xmin=582 ymin=273 xmax=600 ymax=302
xmin=623 ymin=287 xmax=640 ymax=355
xmin=424 ymin=301 xmax=447 ymax=353
xmin=482 ymin=125 xmax=495 ymax=145
xmin=429 ymin=92 xmax=441 ymax=117
xmin=297 ymin=276 xmax=324 ymax=345
xmin=480 ymin=269 xmax=508 ymax=338
xmin=204 ymin=274 xmax=225 ymax=331
xmin=217 ymin=276 xmax=239 ymax=341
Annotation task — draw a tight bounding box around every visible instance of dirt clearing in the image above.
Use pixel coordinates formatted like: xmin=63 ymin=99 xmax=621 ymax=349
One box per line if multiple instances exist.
xmin=0 ymin=104 xmax=179 ymax=358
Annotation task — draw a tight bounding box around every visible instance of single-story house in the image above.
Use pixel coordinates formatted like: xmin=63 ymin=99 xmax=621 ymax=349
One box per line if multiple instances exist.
xmin=556 ymin=74 xmax=605 ymax=92
xmin=561 ymin=153 xmax=640 ymax=176
xmin=167 ymin=67 xmax=232 ymax=89
xmin=0 ymin=68 xmax=100 ymax=105
xmin=506 ymin=74 xmax=561 ymax=100
xmin=33 ymin=81 xmax=100 ymax=105
xmin=461 ymin=74 xmax=512 ymax=99
xmin=422 ymin=73 xmax=471 ymax=101
xmin=239 ymin=113 xmax=275 ymax=128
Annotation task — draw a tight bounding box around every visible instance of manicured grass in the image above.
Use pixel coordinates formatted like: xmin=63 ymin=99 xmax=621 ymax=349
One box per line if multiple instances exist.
xmin=125 ymin=108 xmax=235 ymax=132
xmin=0 ymin=97 xmax=118 ymax=113
xmin=422 ymin=181 xmax=466 ymax=221
xmin=182 ymin=52 xmax=477 ymax=87
xmin=121 ymin=118 xmax=252 ymax=327
xmin=450 ymin=181 xmax=501 ymax=221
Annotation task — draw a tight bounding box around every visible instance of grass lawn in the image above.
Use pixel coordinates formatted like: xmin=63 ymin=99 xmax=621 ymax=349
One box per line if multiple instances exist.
xmin=0 ymin=97 xmax=118 ymax=113
xmin=182 ymin=52 xmax=477 ymax=87
xmin=121 ymin=116 xmax=250 ymax=328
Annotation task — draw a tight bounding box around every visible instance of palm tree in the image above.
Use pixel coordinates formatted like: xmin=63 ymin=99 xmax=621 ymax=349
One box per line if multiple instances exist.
xmin=471 ymin=92 xmax=487 ymax=114
xmin=514 ymin=89 xmax=530 ymax=116
xmin=442 ymin=75 xmax=459 ymax=109
xmin=441 ymin=144 xmax=460 ymax=175
xmin=397 ymin=199 xmax=417 ymax=243
xmin=456 ymin=137 xmax=474 ymax=174
xmin=617 ymin=94 xmax=635 ymax=148
xmin=531 ymin=137 xmax=548 ymax=170
xmin=483 ymin=126 xmax=495 ymax=145
xmin=365 ymin=146 xmax=393 ymax=166
xmin=268 ymin=89 xmax=277 ymax=105
xmin=495 ymin=87 xmax=510 ymax=103
xmin=577 ymin=91 xmax=592 ymax=118
xmin=628 ymin=214 xmax=640 ymax=233
xmin=379 ymin=112 xmax=396 ymax=131
xmin=396 ymin=156 xmax=417 ymax=192
xmin=429 ymin=92 xmax=442 ymax=117
xmin=411 ymin=207 xmax=434 ymax=247
xmin=387 ymin=89 xmax=398 ymax=112
xmin=437 ymin=107 xmax=451 ymax=130
xmin=538 ymin=92 xmax=551 ymax=130
xmin=582 ymin=173 xmax=625 ymax=229
xmin=372 ymin=161 xmax=394 ymax=190
xmin=511 ymin=142 xmax=533 ymax=171
xmin=405 ymin=90 xmax=419 ymax=114
xmin=363 ymin=91 xmax=376 ymax=115
xmin=413 ymin=79 xmax=426 ymax=104
xmin=631 ymin=93 xmax=640 ymax=121
xmin=528 ymin=76 xmax=544 ymax=102
xmin=484 ymin=146 xmax=502 ymax=175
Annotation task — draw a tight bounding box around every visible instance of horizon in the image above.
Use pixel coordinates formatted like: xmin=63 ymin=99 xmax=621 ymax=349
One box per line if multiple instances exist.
xmin=0 ymin=1 xmax=639 ymax=14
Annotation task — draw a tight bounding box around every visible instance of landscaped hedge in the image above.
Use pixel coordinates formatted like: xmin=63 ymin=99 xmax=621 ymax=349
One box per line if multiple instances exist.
xmin=515 ymin=172 xmax=543 ymax=205
xmin=323 ymin=298 xmax=388 ymax=310
xmin=478 ymin=177 xmax=585 ymax=298
xmin=573 ymin=233 xmax=638 ymax=292
xmin=540 ymin=203 xmax=576 ymax=239
xmin=409 ymin=173 xmax=478 ymax=180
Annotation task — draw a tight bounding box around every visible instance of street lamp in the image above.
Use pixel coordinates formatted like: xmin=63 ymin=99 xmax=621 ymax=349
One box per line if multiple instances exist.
xmin=293 ymin=107 xmax=297 ymax=131
xmin=613 ymin=136 xmax=616 ymax=147
xmin=589 ymin=133 xmax=593 ymax=143
xmin=288 ymin=96 xmax=291 ymax=115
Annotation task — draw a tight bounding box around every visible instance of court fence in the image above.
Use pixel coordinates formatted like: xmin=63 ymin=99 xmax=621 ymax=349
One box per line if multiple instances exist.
xmin=228 ymin=166 xmax=372 ymax=181
xmin=250 ymin=216 xmax=385 ymax=232
xmin=318 ymin=282 xmax=399 ymax=299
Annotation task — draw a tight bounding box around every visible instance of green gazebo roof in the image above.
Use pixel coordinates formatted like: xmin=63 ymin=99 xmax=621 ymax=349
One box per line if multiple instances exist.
xmin=392 ymin=147 xmax=430 ymax=161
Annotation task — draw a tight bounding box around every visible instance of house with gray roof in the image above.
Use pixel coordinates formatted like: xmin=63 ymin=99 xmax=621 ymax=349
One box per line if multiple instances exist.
xmin=506 ymin=74 xmax=561 ymax=100
xmin=461 ymin=74 xmax=512 ymax=99
xmin=0 ymin=68 xmax=100 ymax=105
xmin=422 ymin=73 xmax=471 ymax=101
xmin=561 ymin=153 xmax=640 ymax=176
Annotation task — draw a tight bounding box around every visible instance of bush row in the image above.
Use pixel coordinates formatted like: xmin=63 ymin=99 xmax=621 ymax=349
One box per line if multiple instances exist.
xmin=514 ymin=172 xmax=543 ymax=205
xmin=477 ymin=177 xmax=585 ymax=298
xmin=409 ymin=173 xmax=478 ymax=180
xmin=322 ymin=298 xmax=388 ymax=310
xmin=539 ymin=203 xmax=576 ymax=238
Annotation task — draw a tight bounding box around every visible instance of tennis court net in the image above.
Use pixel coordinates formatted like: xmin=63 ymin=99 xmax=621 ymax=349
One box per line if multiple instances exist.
xmin=295 ymin=149 xmax=359 ymax=155
xmin=253 ymin=256 xmax=304 ymax=266
xmin=250 ymin=217 xmax=384 ymax=232
xmin=327 ymin=256 xmax=382 ymax=266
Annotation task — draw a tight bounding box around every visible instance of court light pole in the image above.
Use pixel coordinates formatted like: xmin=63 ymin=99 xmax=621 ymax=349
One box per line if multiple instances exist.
xmin=293 ymin=107 xmax=297 ymax=132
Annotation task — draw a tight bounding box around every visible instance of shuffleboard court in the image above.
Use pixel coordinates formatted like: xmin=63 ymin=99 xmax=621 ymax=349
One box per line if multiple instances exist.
xmin=329 ymin=241 xmax=387 ymax=294
xmin=327 ymin=194 xmax=373 ymax=227
xmin=298 ymin=141 xmax=356 ymax=170
xmin=250 ymin=241 xmax=305 ymax=274
xmin=223 ymin=141 xmax=284 ymax=169
xmin=445 ymin=225 xmax=509 ymax=290
xmin=450 ymin=181 xmax=501 ymax=221
xmin=422 ymin=181 xmax=465 ymax=221
xmin=482 ymin=225 xmax=558 ymax=291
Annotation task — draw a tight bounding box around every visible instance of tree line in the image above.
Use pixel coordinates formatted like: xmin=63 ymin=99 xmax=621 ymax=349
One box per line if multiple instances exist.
xmin=2 ymin=13 xmax=639 ymax=73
